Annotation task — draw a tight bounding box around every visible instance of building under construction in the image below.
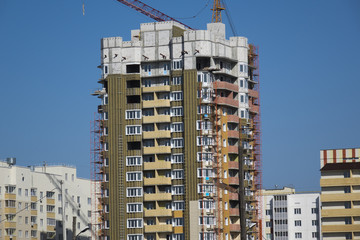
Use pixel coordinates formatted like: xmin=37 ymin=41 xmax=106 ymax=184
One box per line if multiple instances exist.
xmin=91 ymin=20 xmax=262 ymax=240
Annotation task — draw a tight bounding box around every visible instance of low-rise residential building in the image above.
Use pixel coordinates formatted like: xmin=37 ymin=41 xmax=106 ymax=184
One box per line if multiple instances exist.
xmin=0 ymin=158 xmax=92 ymax=240
xmin=261 ymin=187 xmax=321 ymax=240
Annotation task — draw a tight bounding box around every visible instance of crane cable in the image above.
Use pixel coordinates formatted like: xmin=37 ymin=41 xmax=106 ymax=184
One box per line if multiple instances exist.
xmin=221 ymin=0 xmax=237 ymax=36
xmin=175 ymin=0 xmax=210 ymax=19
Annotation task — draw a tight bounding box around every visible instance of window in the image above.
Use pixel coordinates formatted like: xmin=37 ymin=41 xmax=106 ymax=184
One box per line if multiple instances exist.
xmin=171 ymin=107 xmax=183 ymax=116
xmin=127 ymin=188 xmax=143 ymax=197
xmin=103 ymin=112 xmax=108 ymax=120
xmin=345 ymin=217 xmax=352 ymax=224
xmin=105 ymin=205 xmax=109 ymax=213
xmin=172 ymin=234 xmax=184 ymax=240
xmin=171 ymin=138 xmax=184 ymax=148
xmin=197 ymin=152 xmax=213 ymax=162
xmin=126 ymin=156 xmax=142 ymax=166
xmin=312 ymin=220 xmax=318 ymax=226
xmin=128 ymin=235 xmax=143 ymax=240
xmin=345 ymin=202 xmax=351 ymax=209
xmin=345 ymin=186 xmax=351 ymax=193
xmin=346 ymin=233 xmax=352 ymax=239
xmin=198 ymin=184 xmax=215 ymax=194
xmin=171 ymin=154 xmax=184 ymax=163
xmin=46 ymin=205 xmax=55 ymax=212
xmin=170 ymin=92 xmax=183 ymax=101
xmin=47 ymin=218 xmax=56 ymax=226
xmin=171 ymin=122 xmax=183 ymax=132
xmin=88 ymin=197 xmax=91 ymax=205
xmin=25 ymin=230 xmax=29 ymax=238
xmin=172 ymin=201 xmax=185 ymax=210
xmin=294 ymin=208 xmax=301 ymax=214
xmin=311 ymin=208 xmax=318 ymax=214
xmin=197 ymin=121 xmax=212 ymax=131
xmin=295 ymin=232 xmax=302 ymax=239
xmin=143 ymin=64 xmax=151 ymax=76
xmin=126 ymin=172 xmax=142 ymax=181
xmin=104 ymin=158 xmax=109 ymax=166
xmin=199 ymin=200 xmax=215 ymax=209
xmin=199 ymin=233 xmax=216 ymax=240
xmin=172 ymin=76 xmax=182 ymax=85
xmin=5 ymin=185 xmax=16 ymax=193
xmin=172 ymin=185 xmax=185 ymax=195
xmin=105 ymin=220 xmax=110 ymax=229
xmin=31 ymin=203 xmax=37 ymax=210
xmin=199 ymin=216 xmax=216 ymax=225
xmin=163 ymin=63 xmax=169 ymax=74
xmin=127 ymin=219 xmax=143 ymax=228
xmin=172 ymin=170 xmax=184 ymax=179
xmin=344 ymin=171 xmax=350 ymax=178
xmin=126 ymin=110 xmax=141 ymax=119
xmin=104 ymin=173 xmax=109 ymax=182
xmin=18 ymin=188 xmax=22 ymax=196
xmin=172 ymin=60 xmax=183 ymax=70
xmin=126 ymin=125 xmax=142 ymax=135
xmin=143 ymin=108 xmax=154 ymax=116
xmin=312 ymin=232 xmax=318 ymax=238
xmin=295 ymin=220 xmax=301 ymax=226
xmin=127 ymin=203 xmax=143 ymax=213
xmin=197 ymin=136 xmax=214 ymax=146
xmin=197 ymin=168 xmax=214 ymax=178
xmin=173 ymin=218 xmax=184 ymax=226
xmin=46 ymin=191 xmax=55 ymax=199
xmin=198 ymin=105 xmax=211 ymax=114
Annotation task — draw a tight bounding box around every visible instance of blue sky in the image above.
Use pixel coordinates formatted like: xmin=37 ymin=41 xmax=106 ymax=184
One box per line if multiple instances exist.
xmin=0 ymin=0 xmax=359 ymax=191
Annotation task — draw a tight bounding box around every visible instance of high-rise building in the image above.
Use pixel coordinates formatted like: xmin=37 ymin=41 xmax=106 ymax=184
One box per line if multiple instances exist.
xmin=0 ymin=159 xmax=93 ymax=240
xmin=320 ymin=148 xmax=360 ymax=240
xmin=92 ymin=21 xmax=262 ymax=240
xmin=261 ymin=187 xmax=321 ymax=240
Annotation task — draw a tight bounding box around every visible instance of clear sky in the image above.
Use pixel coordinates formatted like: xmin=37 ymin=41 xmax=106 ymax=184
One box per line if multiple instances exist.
xmin=0 ymin=0 xmax=359 ymax=191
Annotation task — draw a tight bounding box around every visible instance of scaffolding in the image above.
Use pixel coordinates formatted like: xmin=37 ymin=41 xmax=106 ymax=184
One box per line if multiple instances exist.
xmin=90 ymin=112 xmax=105 ymax=240
xmin=248 ymin=44 xmax=262 ymax=240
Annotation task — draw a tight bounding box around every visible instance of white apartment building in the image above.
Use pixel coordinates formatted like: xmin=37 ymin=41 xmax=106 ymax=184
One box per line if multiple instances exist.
xmin=0 ymin=158 xmax=93 ymax=240
xmin=261 ymin=187 xmax=321 ymax=240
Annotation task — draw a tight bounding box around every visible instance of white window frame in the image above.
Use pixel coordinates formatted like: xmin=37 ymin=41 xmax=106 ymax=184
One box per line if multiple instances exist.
xmin=127 ymin=235 xmax=143 ymax=240
xmin=172 ymin=76 xmax=183 ymax=85
xmin=127 ymin=218 xmax=143 ymax=228
xmin=171 ymin=185 xmax=185 ymax=195
xmin=171 ymin=138 xmax=184 ymax=148
xmin=126 ymin=156 xmax=142 ymax=166
xmin=171 ymin=107 xmax=183 ymax=116
xmin=126 ymin=125 xmax=142 ymax=135
xmin=172 ymin=170 xmax=184 ymax=179
xmin=126 ymin=172 xmax=142 ymax=182
xmin=172 ymin=59 xmax=183 ymax=70
xmin=171 ymin=122 xmax=183 ymax=132
xmin=170 ymin=91 xmax=183 ymax=101
xmin=171 ymin=154 xmax=184 ymax=163
xmin=125 ymin=110 xmax=141 ymax=120
xmin=126 ymin=187 xmax=143 ymax=197
xmin=127 ymin=203 xmax=143 ymax=213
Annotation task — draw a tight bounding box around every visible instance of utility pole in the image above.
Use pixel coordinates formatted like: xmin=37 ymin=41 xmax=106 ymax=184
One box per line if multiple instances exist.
xmin=60 ymin=180 xmax=66 ymax=240
xmin=72 ymin=216 xmax=77 ymax=240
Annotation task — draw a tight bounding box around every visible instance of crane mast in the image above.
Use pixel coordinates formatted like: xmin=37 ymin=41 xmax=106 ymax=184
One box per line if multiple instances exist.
xmin=211 ymin=0 xmax=225 ymax=23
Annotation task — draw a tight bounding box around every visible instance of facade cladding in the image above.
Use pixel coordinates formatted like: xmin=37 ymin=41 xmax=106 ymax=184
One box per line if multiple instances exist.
xmin=92 ymin=21 xmax=261 ymax=240
xmin=320 ymin=148 xmax=360 ymax=240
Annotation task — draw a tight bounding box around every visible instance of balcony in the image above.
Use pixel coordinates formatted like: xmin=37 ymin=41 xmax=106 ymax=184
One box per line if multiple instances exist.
xmin=228 ymin=177 xmax=240 ymax=185
xmin=143 ymin=146 xmax=171 ymax=154
xmin=227 ymin=130 xmax=239 ymax=139
xmin=322 ymin=224 xmax=360 ymax=233
xmin=144 ymin=193 xmax=172 ymax=201
xmin=321 ymin=208 xmax=360 ymax=217
xmin=228 ymin=161 xmax=240 ymax=169
xmin=249 ymin=103 xmax=259 ymax=114
xmin=4 ymin=193 xmax=16 ymax=200
xmin=320 ymin=178 xmax=360 ymax=187
xmin=214 ymin=81 xmax=239 ymax=92
xmin=248 ymin=89 xmax=259 ymax=99
xmin=143 ymin=115 xmax=171 ymax=124
xmin=229 ymin=208 xmax=240 ymax=216
xmin=143 ymin=99 xmax=170 ymax=108
xmin=228 ymin=146 xmax=239 ymax=154
xmin=321 ymin=193 xmax=360 ymax=202
xmin=229 ymin=224 xmax=241 ymax=232
xmin=227 ymin=115 xmax=239 ymax=123
xmin=4 ymin=222 xmax=16 ymax=228
xmin=144 ymin=177 xmax=171 ymax=185
xmin=144 ymin=224 xmax=172 ymax=233
xmin=144 ymin=209 xmax=172 ymax=217
xmin=214 ymin=97 xmax=239 ymax=108
xmin=143 ymin=131 xmax=171 ymax=139
xmin=142 ymin=85 xmax=171 ymax=93
xmin=144 ymin=161 xmax=171 ymax=170
xmin=229 ymin=192 xmax=239 ymax=200
xmin=126 ymin=88 xmax=141 ymax=96
xmin=46 ymin=199 xmax=55 ymax=205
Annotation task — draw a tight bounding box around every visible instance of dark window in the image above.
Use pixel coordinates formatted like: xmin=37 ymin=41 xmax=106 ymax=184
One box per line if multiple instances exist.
xmin=126 ymin=64 xmax=140 ymax=73
xmin=127 ymin=95 xmax=140 ymax=104
xmin=127 ymin=80 xmax=140 ymax=88
xmin=128 ymin=141 xmax=141 ymax=150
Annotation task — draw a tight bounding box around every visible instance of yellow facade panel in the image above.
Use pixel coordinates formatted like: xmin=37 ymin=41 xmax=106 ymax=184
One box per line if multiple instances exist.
xmin=4 ymin=193 xmax=16 ymax=200
xmin=143 ymin=146 xmax=171 ymax=154
xmin=144 ymin=224 xmax=172 ymax=233
xmin=144 ymin=193 xmax=172 ymax=201
xmin=321 ymin=208 xmax=360 ymax=217
xmin=143 ymin=131 xmax=171 ymax=139
xmin=144 ymin=161 xmax=171 ymax=170
xmin=144 ymin=177 xmax=171 ymax=185
xmin=321 ymin=193 xmax=360 ymax=202
xmin=4 ymin=222 xmax=16 ymax=228
xmin=31 ymin=210 xmax=37 ymax=216
xmin=322 ymin=224 xmax=360 ymax=233
xmin=320 ymin=178 xmax=360 ymax=187
xmin=31 ymin=196 xmax=37 ymax=202
xmin=144 ymin=209 xmax=172 ymax=217
xmin=173 ymin=226 xmax=183 ymax=234
xmin=142 ymin=115 xmax=171 ymax=124
xmin=142 ymin=85 xmax=170 ymax=93
xmin=46 ymin=198 xmax=55 ymax=205
xmin=47 ymin=212 xmax=55 ymax=218
xmin=173 ymin=211 xmax=183 ymax=218
xmin=143 ymin=100 xmax=170 ymax=108
xmin=4 ymin=207 xmax=17 ymax=214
